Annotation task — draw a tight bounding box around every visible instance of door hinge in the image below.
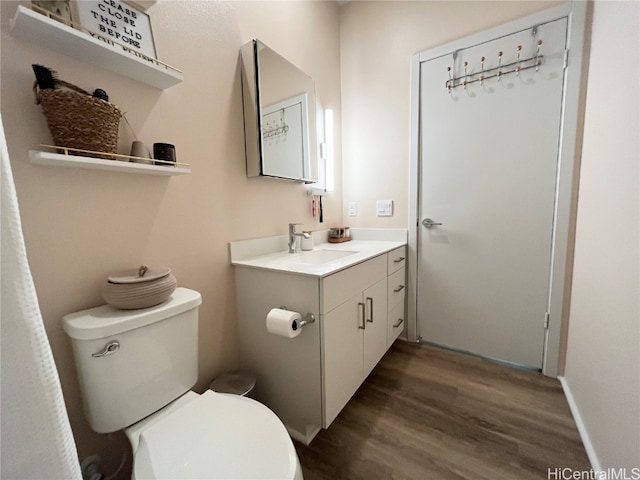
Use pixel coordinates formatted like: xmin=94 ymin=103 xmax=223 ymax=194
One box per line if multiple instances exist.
xmin=544 ymin=312 xmax=550 ymax=329
xmin=563 ymin=49 xmax=569 ymax=70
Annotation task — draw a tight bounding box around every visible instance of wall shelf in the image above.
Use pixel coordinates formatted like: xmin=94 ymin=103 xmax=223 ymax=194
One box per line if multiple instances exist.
xmin=29 ymin=150 xmax=191 ymax=176
xmin=10 ymin=5 xmax=183 ymax=90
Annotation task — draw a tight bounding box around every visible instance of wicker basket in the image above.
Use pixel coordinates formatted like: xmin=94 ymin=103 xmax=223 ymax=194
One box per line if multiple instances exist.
xmin=34 ymin=80 xmax=122 ymax=160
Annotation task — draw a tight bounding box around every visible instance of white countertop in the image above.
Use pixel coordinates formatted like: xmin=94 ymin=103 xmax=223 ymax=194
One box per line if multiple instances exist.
xmin=231 ymin=240 xmax=406 ymax=277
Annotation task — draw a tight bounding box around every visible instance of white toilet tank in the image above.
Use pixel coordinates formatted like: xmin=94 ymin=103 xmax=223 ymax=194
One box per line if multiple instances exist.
xmin=63 ymin=288 xmax=202 ymax=434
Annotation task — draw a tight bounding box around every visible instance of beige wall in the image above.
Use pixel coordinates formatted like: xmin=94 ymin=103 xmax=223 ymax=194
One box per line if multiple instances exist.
xmin=339 ymin=0 xmax=560 ymax=227
xmin=563 ymin=0 xmax=640 ymax=469
xmin=1 ymin=0 xmax=341 ymax=471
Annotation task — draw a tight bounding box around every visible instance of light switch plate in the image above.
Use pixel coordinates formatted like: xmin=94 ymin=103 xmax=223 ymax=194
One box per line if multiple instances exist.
xmin=376 ymin=200 xmax=393 ymax=217
xmin=348 ymin=202 xmax=357 ymax=217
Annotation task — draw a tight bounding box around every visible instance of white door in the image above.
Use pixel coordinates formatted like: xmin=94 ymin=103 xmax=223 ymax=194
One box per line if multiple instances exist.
xmin=417 ymin=18 xmax=568 ymax=368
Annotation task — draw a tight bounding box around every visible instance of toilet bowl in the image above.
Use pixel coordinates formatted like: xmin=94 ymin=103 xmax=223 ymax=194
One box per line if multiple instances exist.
xmin=127 ymin=391 xmax=303 ymax=479
xmin=63 ymin=288 xmax=303 ymax=479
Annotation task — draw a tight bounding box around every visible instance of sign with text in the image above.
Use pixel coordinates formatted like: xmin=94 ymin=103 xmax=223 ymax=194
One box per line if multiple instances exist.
xmin=76 ymin=0 xmax=156 ymax=59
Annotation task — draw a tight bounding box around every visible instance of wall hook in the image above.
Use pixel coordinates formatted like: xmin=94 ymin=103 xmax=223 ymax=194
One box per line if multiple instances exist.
xmin=463 ymin=61 xmax=469 ymax=90
xmin=535 ymin=40 xmax=543 ymax=71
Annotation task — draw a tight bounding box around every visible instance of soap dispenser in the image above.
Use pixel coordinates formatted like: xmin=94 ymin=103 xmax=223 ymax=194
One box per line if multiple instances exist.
xmin=301 ymin=232 xmax=314 ymax=251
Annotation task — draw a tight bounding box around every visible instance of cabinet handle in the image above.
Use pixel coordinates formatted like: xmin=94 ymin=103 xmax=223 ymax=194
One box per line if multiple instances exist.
xmin=393 ymin=256 xmax=405 ymax=263
xmin=358 ymin=302 xmax=365 ymax=330
xmin=393 ymin=318 xmax=404 ymax=328
xmin=393 ymin=285 xmax=405 ymax=293
xmin=366 ymin=297 xmax=373 ymax=323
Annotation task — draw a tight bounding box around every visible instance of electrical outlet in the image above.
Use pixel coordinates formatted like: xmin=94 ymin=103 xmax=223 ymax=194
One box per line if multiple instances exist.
xmin=376 ymin=200 xmax=393 ymax=217
xmin=348 ymin=202 xmax=357 ymax=216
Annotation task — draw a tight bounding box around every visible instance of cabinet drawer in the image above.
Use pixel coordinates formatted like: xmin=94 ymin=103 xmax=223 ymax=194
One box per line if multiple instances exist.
xmin=322 ymin=254 xmax=386 ymax=313
xmin=387 ymin=246 xmax=406 ymax=274
xmin=387 ymin=267 xmax=406 ymax=310
xmin=387 ymin=302 xmax=405 ymax=347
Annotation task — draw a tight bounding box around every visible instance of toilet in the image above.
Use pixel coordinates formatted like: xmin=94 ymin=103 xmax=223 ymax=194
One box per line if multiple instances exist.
xmin=63 ymin=287 xmax=303 ymax=479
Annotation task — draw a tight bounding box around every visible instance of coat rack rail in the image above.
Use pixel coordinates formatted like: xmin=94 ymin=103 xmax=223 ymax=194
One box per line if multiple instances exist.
xmin=445 ymin=55 xmax=545 ymax=91
xmin=446 ymin=39 xmax=545 ymax=92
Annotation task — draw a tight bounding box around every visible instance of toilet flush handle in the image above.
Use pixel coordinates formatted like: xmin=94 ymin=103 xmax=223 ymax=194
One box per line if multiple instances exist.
xmin=92 ymin=340 xmax=120 ymax=358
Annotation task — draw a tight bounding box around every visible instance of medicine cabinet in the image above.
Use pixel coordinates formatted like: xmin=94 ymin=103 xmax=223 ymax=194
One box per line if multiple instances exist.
xmin=240 ymin=39 xmax=317 ymax=183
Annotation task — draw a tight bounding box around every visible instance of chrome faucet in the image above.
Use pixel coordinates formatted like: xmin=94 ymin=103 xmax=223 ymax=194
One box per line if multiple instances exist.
xmin=288 ymin=223 xmax=310 ymax=253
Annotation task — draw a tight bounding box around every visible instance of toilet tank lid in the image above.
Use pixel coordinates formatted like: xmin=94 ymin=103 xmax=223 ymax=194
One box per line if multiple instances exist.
xmin=63 ymin=288 xmax=202 ymax=340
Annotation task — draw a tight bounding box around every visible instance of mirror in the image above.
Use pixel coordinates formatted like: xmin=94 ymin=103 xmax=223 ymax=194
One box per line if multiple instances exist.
xmin=240 ymin=39 xmax=317 ymax=183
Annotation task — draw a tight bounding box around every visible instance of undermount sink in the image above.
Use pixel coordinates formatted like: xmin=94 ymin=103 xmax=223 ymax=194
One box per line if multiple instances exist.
xmin=290 ymin=249 xmax=358 ymax=265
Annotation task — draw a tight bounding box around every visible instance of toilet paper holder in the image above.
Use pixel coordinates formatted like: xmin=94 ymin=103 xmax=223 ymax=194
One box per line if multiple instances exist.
xmin=280 ymin=306 xmax=315 ymax=330
xmin=296 ymin=313 xmax=316 ymax=330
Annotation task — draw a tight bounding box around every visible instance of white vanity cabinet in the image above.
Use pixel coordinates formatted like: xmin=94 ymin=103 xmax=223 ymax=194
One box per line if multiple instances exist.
xmin=234 ymin=243 xmax=407 ymax=445
xmin=321 ymin=254 xmax=388 ymax=426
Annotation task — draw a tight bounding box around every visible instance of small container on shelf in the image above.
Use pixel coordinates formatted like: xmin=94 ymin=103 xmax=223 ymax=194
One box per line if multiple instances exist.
xmin=328 ymin=226 xmax=351 ymax=243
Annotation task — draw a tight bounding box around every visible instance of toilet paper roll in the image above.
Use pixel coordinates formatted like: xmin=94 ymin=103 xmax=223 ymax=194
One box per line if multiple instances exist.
xmin=266 ymin=308 xmax=302 ymax=338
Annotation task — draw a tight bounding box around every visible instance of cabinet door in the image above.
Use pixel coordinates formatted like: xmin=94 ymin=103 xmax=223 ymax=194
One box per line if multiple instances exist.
xmin=363 ymin=278 xmax=388 ymax=377
xmin=322 ymin=295 xmax=364 ymax=427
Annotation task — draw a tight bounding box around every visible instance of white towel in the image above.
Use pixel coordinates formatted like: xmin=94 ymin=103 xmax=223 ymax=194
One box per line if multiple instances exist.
xmin=0 ymin=114 xmax=82 ymax=479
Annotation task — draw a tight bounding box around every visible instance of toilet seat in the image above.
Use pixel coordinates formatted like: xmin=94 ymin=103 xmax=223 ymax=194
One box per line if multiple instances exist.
xmin=131 ymin=390 xmax=302 ymax=479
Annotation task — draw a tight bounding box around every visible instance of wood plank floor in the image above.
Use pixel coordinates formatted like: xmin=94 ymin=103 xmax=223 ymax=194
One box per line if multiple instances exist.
xmin=295 ymin=341 xmax=590 ymax=480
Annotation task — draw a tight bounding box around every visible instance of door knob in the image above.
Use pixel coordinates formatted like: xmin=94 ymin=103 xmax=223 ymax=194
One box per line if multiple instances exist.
xmin=422 ymin=218 xmax=443 ymax=228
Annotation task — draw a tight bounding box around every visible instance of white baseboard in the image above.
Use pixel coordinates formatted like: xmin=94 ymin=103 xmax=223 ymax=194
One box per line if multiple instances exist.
xmin=558 ymin=376 xmax=601 ymax=471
